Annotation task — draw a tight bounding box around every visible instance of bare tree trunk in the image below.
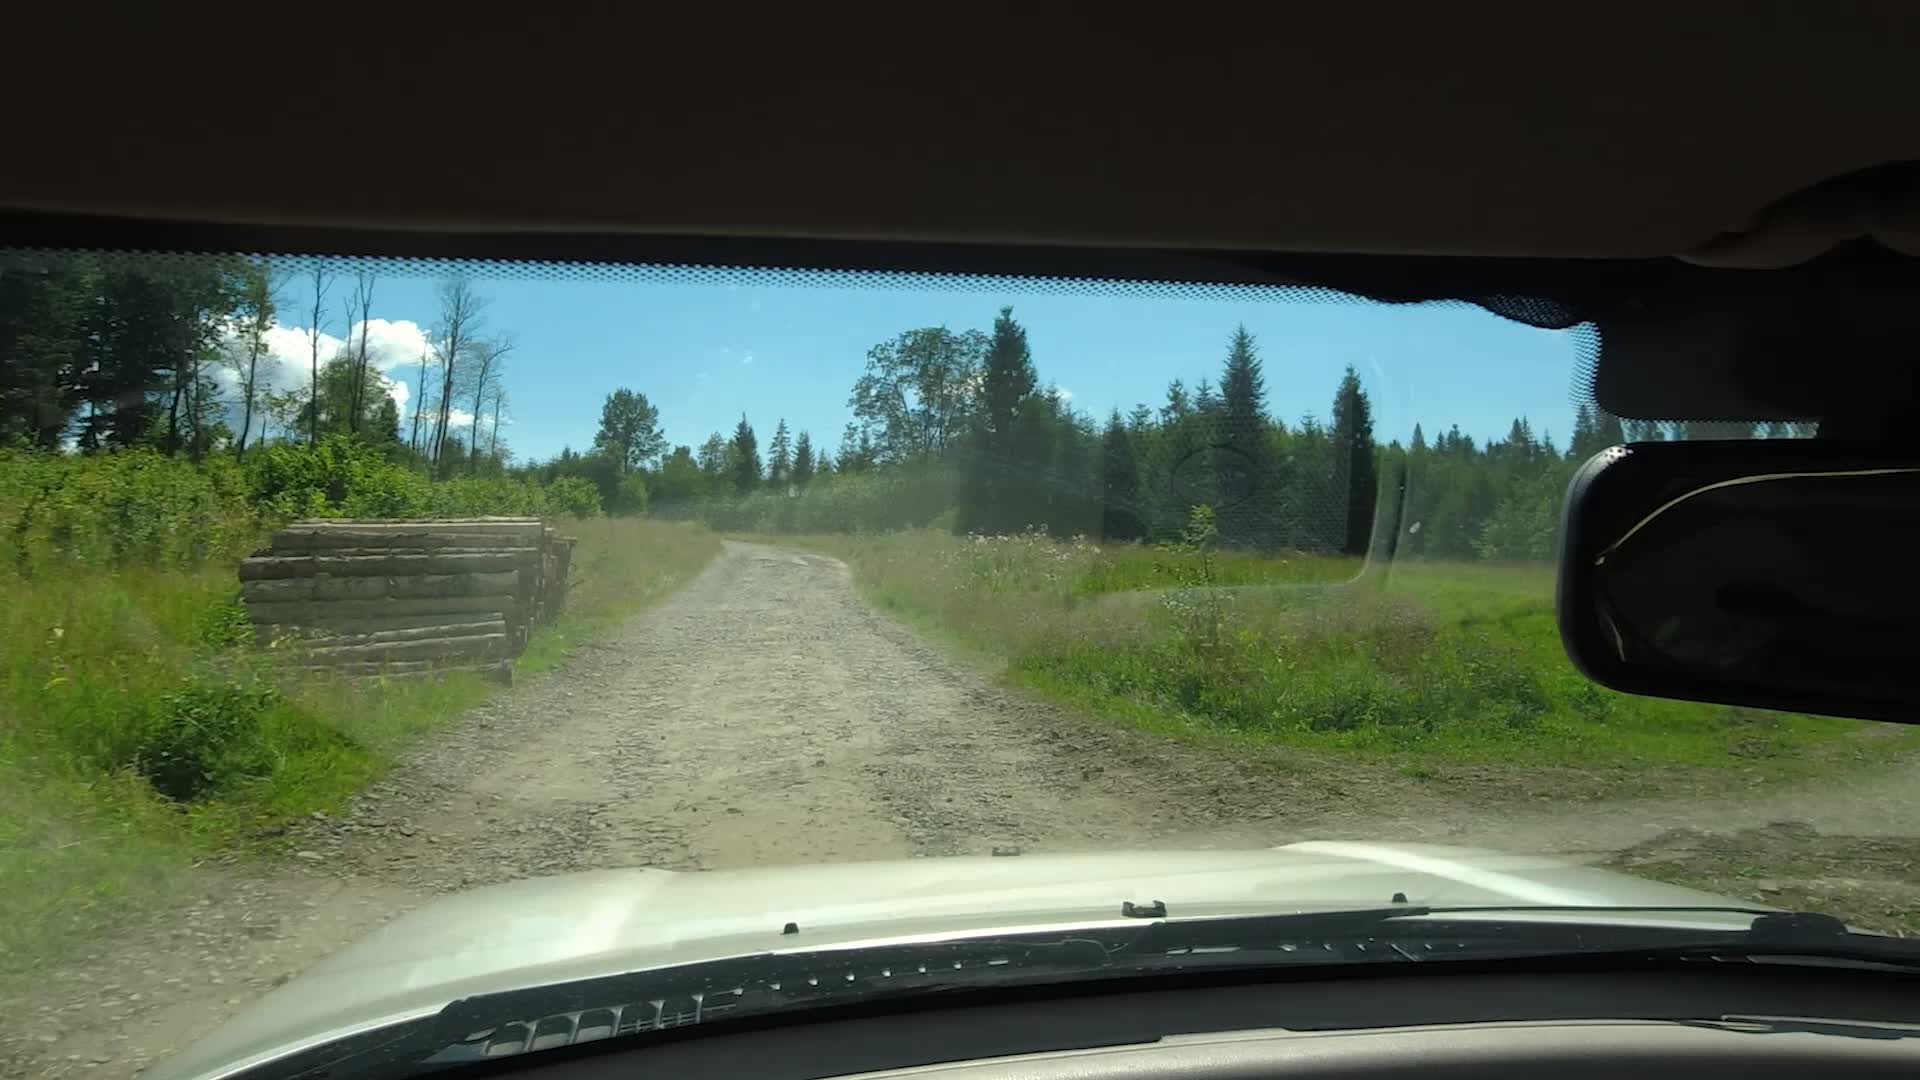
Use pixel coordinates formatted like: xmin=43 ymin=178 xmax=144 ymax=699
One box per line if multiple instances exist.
xmin=409 ymin=349 xmax=427 ymax=454
xmin=306 ymin=269 xmax=332 ymax=446
xmin=166 ymin=364 xmax=184 ymax=455
xmin=430 ymin=277 xmax=486 ymax=476
xmin=470 ymin=376 xmax=483 ymax=470
xmin=332 ymin=294 xmax=355 ymax=433
xmin=488 ymin=392 xmax=502 ymax=461
xmin=462 ymin=336 xmax=511 ymax=472
xmin=234 ymin=267 xmax=280 ymax=458
xmin=187 ymin=351 xmax=202 ymax=460
xmin=237 ymin=320 xmax=264 ymax=459
xmin=237 ymin=347 xmax=257 ymax=457
xmin=347 ymin=272 xmax=376 ymax=434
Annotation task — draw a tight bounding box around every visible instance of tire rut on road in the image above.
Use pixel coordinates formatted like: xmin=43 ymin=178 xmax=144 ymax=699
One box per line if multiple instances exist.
xmin=319 ymin=540 xmax=1255 ymax=889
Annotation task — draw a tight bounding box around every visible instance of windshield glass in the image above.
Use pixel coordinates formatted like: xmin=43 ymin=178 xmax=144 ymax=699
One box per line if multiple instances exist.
xmin=2 ymin=252 xmax=1912 ymax=1077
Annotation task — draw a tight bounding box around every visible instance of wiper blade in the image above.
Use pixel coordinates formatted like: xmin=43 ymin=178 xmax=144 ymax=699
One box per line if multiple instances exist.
xmin=265 ymin=934 xmax=1122 ymax=1080
xmin=1119 ymin=905 xmax=1920 ymax=971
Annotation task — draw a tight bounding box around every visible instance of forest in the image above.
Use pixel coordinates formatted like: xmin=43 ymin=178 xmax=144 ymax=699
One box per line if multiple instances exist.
xmin=2 ymin=251 xmax=1812 ymax=560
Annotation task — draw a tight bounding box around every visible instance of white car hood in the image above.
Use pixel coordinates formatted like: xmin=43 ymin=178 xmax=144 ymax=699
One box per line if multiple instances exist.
xmin=152 ymin=842 xmax=1749 ymax=1080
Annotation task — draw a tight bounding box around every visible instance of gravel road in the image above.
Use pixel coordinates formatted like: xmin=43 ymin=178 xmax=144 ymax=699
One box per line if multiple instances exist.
xmin=12 ymin=540 xmax=1919 ymax=1079
xmin=6 ymin=541 xmax=1311 ymax=1078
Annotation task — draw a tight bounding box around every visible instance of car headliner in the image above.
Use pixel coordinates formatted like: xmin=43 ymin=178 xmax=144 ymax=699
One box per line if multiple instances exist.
xmin=4 ymin=7 xmax=1920 ymax=259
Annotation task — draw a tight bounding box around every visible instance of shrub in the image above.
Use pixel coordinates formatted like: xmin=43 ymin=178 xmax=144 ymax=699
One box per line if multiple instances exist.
xmin=122 ymin=676 xmax=364 ymax=802
xmin=613 ymin=473 xmax=649 ymax=516
xmin=545 ymin=476 xmax=604 ymax=518
xmin=0 ymin=448 xmax=262 ymax=570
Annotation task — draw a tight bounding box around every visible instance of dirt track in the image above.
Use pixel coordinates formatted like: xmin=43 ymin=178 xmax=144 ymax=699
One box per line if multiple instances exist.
xmin=12 ymin=540 xmax=1920 ymax=1079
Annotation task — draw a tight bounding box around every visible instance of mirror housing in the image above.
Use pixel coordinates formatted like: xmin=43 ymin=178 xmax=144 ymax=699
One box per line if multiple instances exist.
xmin=1558 ymin=440 xmax=1920 ymax=724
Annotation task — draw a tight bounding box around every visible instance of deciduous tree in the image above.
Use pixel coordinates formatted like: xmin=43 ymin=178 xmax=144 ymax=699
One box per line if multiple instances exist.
xmin=591 ymin=387 xmax=665 ymax=474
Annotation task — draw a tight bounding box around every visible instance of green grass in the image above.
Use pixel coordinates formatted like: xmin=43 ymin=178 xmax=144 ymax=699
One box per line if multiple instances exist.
xmin=0 ymin=516 xmax=719 ymax=975
xmin=786 ymin=530 xmax=1913 ymax=774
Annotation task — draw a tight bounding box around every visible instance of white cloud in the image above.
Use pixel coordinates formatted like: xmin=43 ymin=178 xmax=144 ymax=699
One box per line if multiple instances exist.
xmin=260 ymin=325 xmax=345 ymax=391
xmin=1052 ymin=385 xmax=1074 ymax=402
xmin=354 ymin=318 xmax=433 ymax=374
xmin=741 ymin=350 xmax=755 ymax=366
xmin=211 ymin=315 xmax=496 ymax=442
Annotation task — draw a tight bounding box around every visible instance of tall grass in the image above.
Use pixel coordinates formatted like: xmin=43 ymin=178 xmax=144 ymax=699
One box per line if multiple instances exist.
xmin=794 ymin=529 xmax=1883 ymax=770
xmin=0 ymin=446 xmax=717 ymax=974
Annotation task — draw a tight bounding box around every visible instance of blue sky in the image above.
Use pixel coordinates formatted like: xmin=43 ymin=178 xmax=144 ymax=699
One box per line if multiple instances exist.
xmin=268 ymin=269 xmax=1587 ymax=464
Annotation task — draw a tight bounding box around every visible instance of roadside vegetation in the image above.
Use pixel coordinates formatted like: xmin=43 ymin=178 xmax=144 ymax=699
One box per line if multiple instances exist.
xmin=636 ymin=297 xmax=1893 ymax=785
xmin=793 ymin=522 xmax=1895 ymax=779
xmin=0 ymin=443 xmax=715 ymax=973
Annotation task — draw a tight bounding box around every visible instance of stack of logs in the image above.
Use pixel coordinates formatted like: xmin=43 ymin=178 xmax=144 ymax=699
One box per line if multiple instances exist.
xmin=239 ymin=517 xmax=577 ymax=682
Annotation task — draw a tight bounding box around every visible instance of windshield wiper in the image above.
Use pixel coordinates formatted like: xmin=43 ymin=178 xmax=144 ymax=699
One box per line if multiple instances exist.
xmin=1145 ymin=905 xmax=1920 ymax=968
xmin=266 ymin=935 xmax=1122 ymax=1080
xmin=258 ymin=907 xmax=1919 ymax=1080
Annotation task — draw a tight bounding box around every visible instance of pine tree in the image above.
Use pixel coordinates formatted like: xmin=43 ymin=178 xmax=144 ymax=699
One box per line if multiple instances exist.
xmin=958 ymin=307 xmax=1054 ymax=534
xmin=1161 ymin=378 xmax=1191 ymax=423
xmin=1410 ymin=422 xmax=1427 ymax=453
xmin=979 ymin=306 xmax=1035 ymax=446
xmin=1330 ymin=366 xmax=1378 ymax=556
xmin=1193 ymin=378 xmax=1218 ymax=415
xmin=1593 ymin=409 xmax=1625 ymax=448
xmin=730 ymin=414 xmax=761 ymax=494
xmin=836 ymin=422 xmax=863 ymax=473
xmin=1219 ymin=325 xmax=1267 ymax=436
xmin=767 ymin=418 xmax=792 ymax=488
xmin=791 ymin=430 xmax=816 ymax=487
xmin=1100 ymin=409 xmax=1143 ymax=540
xmin=1213 ymin=327 xmax=1270 ymax=546
xmin=1569 ymin=403 xmax=1600 ymax=459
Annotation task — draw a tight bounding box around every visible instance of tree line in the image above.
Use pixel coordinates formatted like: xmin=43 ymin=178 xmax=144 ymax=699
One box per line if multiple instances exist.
xmin=557 ymin=306 xmax=1813 ymax=558
xmin=4 ymin=254 xmax=1810 ymax=549
xmin=0 ymin=255 xmax=517 ymax=478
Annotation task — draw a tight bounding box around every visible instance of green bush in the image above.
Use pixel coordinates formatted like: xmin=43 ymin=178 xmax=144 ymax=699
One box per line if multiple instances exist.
xmin=0 ymin=448 xmax=261 ymax=570
xmin=545 ymin=476 xmax=604 ymax=518
xmin=129 ymin=677 xmax=288 ymax=802
xmin=613 ymin=473 xmax=649 ymax=516
xmin=1 ymin=440 xmax=612 ymax=577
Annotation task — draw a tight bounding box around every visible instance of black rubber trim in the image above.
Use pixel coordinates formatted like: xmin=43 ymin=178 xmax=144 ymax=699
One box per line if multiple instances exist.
xmin=0 ymin=208 xmax=1769 ymax=295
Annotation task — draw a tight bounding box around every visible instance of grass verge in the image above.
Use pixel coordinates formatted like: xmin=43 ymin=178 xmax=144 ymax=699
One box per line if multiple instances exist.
xmin=0 ymin=517 xmax=719 ymax=975
xmin=781 ymin=530 xmax=1919 ymax=782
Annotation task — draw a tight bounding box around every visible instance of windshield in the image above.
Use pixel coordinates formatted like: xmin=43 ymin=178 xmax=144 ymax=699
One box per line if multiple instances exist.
xmin=2 ymin=252 xmax=1913 ymax=1078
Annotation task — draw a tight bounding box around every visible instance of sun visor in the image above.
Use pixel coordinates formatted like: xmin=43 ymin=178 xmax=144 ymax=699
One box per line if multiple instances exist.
xmin=1592 ymin=279 xmax=1920 ymax=425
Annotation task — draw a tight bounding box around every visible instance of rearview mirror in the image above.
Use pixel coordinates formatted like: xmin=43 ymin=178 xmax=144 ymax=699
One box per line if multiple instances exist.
xmin=1558 ymin=440 xmax=1920 ymax=724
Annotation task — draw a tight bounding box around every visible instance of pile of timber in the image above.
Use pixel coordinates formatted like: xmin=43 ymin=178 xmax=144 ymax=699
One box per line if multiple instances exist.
xmin=239 ymin=517 xmax=577 ymax=682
